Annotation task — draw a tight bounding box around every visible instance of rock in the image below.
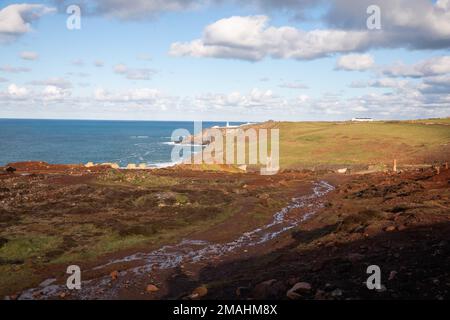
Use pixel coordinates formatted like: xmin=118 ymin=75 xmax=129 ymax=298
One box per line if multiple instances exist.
xmin=110 ymin=270 xmax=119 ymax=280
xmin=385 ymin=225 xmax=396 ymax=232
xmin=258 ymin=193 xmax=270 ymax=200
xmin=5 ymin=166 xmax=16 ymax=174
xmin=251 ymin=279 xmax=277 ymax=299
xmin=189 ymin=286 xmax=208 ymax=299
xmin=388 ymin=271 xmax=397 ymax=281
xmin=146 ymin=284 xmax=159 ymax=293
xmin=286 ymin=282 xmax=312 ymax=300
xmin=331 ymin=288 xmax=343 ymax=297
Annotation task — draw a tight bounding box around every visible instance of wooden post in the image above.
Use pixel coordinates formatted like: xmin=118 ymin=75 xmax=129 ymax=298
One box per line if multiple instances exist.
xmin=437 ymin=166 xmax=440 ymax=175
xmin=393 ymin=159 xmax=397 ymax=172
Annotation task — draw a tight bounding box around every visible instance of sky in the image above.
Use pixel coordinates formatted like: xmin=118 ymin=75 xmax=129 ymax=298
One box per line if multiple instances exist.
xmin=0 ymin=0 xmax=450 ymax=121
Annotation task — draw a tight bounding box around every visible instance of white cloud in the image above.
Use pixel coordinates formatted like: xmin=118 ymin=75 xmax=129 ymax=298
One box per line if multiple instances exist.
xmin=7 ymin=83 xmax=29 ymax=98
xmin=114 ymin=64 xmax=128 ymax=74
xmin=28 ymin=77 xmax=72 ymax=89
xmin=382 ymin=56 xmax=450 ymax=78
xmin=92 ymin=0 xmax=200 ymax=19
xmin=20 ymin=51 xmax=39 ymax=60
xmin=169 ymin=1 xmax=450 ymax=61
xmin=94 ymin=60 xmax=104 ymax=67
xmin=42 ymin=85 xmax=71 ymax=101
xmin=0 ymin=65 xmax=31 ymax=73
xmin=95 ymin=87 xmax=163 ymax=102
xmin=1 ymin=82 xmax=448 ymax=120
xmin=113 ymin=64 xmax=156 ymax=80
xmin=279 ymin=82 xmax=309 ymax=89
xmin=350 ymin=78 xmax=410 ymax=89
xmin=193 ymin=88 xmax=284 ymax=110
xmin=169 ymin=15 xmax=371 ymax=61
xmin=0 ymin=4 xmax=55 ymax=43
xmin=336 ymin=54 xmax=374 ymax=71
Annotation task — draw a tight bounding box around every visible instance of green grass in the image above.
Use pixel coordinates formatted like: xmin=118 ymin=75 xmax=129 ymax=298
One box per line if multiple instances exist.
xmin=98 ymin=170 xmax=180 ymax=187
xmin=0 ymin=235 xmax=62 ymax=261
xmin=276 ymin=120 xmax=450 ymax=168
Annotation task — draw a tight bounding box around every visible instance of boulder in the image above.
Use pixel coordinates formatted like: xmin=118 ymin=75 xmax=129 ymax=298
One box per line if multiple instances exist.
xmin=5 ymin=166 xmax=16 ymax=174
xmin=252 ymin=279 xmax=286 ymax=299
xmin=146 ymin=284 xmax=159 ymax=293
xmin=189 ymin=286 xmax=208 ymax=299
xmin=286 ymin=282 xmax=312 ymax=300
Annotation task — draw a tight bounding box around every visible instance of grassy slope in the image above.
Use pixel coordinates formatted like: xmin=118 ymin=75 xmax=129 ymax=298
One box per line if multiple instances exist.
xmin=275 ymin=120 xmax=450 ymax=168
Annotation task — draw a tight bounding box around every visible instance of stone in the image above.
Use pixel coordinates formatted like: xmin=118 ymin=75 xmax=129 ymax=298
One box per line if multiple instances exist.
xmin=5 ymin=166 xmax=16 ymax=174
xmin=146 ymin=284 xmax=159 ymax=293
xmin=189 ymin=286 xmax=208 ymax=299
xmin=286 ymin=282 xmax=312 ymax=300
xmin=331 ymin=288 xmax=343 ymax=297
xmin=110 ymin=270 xmax=119 ymax=280
xmin=385 ymin=225 xmax=396 ymax=232
xmin=251 ymin=279 xmax=277 ymax=299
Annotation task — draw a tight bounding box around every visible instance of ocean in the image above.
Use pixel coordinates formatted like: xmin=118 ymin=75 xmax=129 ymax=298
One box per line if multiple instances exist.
xmin=0 ymin=119 xmax=237 ymax=167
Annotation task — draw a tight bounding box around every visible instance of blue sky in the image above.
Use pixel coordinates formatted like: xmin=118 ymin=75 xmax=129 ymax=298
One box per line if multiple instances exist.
xmin=1 ymin=0 xmax=450 ymax=121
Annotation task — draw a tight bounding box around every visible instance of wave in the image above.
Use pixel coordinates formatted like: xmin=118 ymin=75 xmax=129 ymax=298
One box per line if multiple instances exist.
xmin=161 ymin=141 xmax=205 ymax=147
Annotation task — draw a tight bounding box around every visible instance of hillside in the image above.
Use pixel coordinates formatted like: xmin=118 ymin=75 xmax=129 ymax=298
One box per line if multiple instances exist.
xmin=244 ymin=119 xmax=450 ymax=169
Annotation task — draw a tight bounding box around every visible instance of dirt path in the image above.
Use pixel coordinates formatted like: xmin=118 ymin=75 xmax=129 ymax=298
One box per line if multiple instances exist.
xmin=17 ymin=180 xmax=334 ymax=300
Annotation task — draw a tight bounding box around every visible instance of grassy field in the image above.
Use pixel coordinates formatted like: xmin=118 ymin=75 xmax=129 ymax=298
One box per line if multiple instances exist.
xmin=269 ymin=119 xmax=450 ymax=168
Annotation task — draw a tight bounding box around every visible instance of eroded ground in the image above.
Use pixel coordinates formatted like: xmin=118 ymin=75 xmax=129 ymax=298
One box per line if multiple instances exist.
xmin=1 ymin=162 xmax=449 ymax=300
xmin=0 ymin=162 xmax=315 ymax=298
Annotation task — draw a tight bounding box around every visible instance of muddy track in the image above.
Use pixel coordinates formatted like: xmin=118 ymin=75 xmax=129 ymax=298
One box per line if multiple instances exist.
xmin=18 ymin=180 xmax=334 ymax=300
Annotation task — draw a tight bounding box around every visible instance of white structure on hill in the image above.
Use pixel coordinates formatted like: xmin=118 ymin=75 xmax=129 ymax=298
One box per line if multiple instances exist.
xmin=351 ymin=117 xmax=374 ymax=122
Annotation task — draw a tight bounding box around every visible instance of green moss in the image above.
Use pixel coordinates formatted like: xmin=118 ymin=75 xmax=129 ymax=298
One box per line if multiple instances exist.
xmin=98 ymin=170 xmax=180 ymax=187
xmin=0 ymin=235 xmax=62 ymax=261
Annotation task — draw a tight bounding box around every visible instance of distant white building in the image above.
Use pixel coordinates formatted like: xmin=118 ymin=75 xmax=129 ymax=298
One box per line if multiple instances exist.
xmin=351 ymin=117 xmax=374 ymax=122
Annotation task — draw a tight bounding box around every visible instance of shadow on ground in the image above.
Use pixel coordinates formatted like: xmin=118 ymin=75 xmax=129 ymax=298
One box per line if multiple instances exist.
xmin=162 ymin=221 xmax=450 ymax=300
